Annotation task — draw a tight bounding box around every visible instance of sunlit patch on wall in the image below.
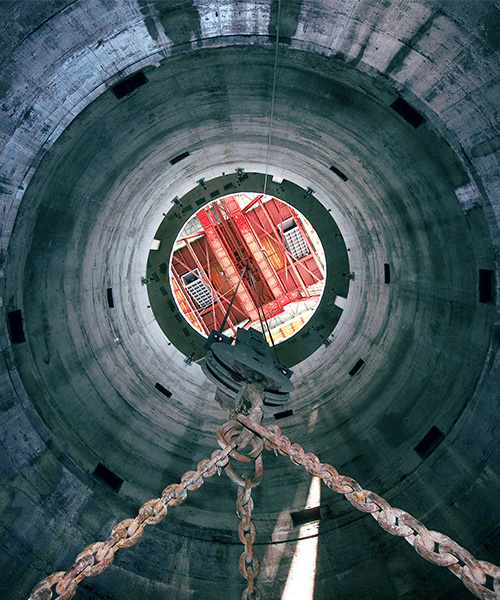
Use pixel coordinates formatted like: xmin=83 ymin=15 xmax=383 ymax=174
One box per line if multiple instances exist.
xmin=282 ymin=476 xmax=321 ymax=599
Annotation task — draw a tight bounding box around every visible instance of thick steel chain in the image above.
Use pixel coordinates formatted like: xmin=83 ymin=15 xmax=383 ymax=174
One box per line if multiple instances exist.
xmin=216 ymin=393 xmax=264 ymax=600
xmin=236 ymin=475 xmax=262 ymax=600
xmin=28 ymin=442 xmax=237 ymax=600
xmin=235 ymin=414 xmax=500 ymax=600
xmin=28 ymin=398 xmax=499 ymax=600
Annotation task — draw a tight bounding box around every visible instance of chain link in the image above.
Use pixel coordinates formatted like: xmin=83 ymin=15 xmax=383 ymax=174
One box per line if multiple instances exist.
xmin=217 ymin=389 xmax=265 ymax=600
xmin=27 ymin=401 xmax=499 ymax=600
xmin=235 ymin=414 xmax=500 ymax=600
xmin=236 ymin=475 xmax=262 ymax=600
xmin=28 ymin=443 xmax=237 ymax=600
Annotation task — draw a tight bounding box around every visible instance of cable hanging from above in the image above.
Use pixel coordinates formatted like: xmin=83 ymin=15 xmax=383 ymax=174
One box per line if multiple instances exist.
xmin=263 ymin=0 xmax=282 ymax=197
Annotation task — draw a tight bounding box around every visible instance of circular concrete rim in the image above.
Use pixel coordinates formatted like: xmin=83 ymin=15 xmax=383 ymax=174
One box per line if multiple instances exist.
xmin=0 ymin=3 xmax=498 ymax=598
xmin=166 ymin=190 xmax=329 ymax=343
xmin=5 ymin=43 xmax=495 ymax=527
xmin=148 ymin=173 xmax=349 ymax=364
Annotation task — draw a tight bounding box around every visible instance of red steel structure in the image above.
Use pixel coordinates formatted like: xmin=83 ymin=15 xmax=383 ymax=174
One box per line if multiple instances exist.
xmin=170 ymin=194 xmax=325 ymax=342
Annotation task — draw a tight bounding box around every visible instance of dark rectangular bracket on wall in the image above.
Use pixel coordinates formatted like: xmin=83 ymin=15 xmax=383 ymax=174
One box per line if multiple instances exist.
xmin=155 ymin=382 xmax=172 ymax=398
xmin=7 ymin=309 xmax=26 ymax=344
xmin=93 ymin=462 xmax=124 ymax=492
xmin=106 ymin=288 xmax=114 ymax=308
xmin=290 ymin=506 xmax=321 ymax=528
xmin=329 ymin=164 xmax=349 ymax=182
xmin=390 ymin=97 xmax=425 ymax=129
xmin=112 ymin=71 xmax=148 ymax=99
xmin=414 ymin=426 xmax=444 ymax=459
xmin=349 ymin=358 xmax=364 ymax=376
xmin=274 ymin=408 xmax=294 ymax=420
xmin=384 ymin=263 xmax=391 ymax=284
xmin=479 ymin=269 xmax=495 ymax=303
xmin=170 ymin=151 xmax=190 ymax=165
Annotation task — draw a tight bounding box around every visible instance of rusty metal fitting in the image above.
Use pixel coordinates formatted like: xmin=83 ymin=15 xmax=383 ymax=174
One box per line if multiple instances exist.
xmin=225 ymin=453 xmax=264 ymax=488
xmin=241 ymin=587 xmax=263 ymax=600
xmin=217 ymin=420 xmax=264 ymax=463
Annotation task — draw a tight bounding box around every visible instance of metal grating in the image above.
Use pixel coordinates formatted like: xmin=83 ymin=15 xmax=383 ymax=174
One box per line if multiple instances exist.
xmin=283 ymin=225 xmax=310 ymax=260
xmin=184 ymin=276 xmax=213 ymax=309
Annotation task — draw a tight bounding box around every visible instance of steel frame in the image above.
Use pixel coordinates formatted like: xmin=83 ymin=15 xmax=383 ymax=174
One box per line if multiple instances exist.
xmin=170 ymin=195 xmax=326 ymax=339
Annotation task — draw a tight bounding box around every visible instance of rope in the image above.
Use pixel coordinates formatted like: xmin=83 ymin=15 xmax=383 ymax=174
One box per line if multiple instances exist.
xmin=263 ymin=0 xmax=282 ymax=196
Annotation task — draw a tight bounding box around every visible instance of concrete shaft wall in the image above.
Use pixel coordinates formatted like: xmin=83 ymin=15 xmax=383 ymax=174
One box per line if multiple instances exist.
xmin=0 ymin=1 xmax=499 ymax=599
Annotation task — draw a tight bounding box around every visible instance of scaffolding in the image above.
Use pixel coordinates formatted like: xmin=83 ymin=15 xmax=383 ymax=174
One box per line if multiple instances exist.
xmin=170 ymin=194 xmax=326 ymax=341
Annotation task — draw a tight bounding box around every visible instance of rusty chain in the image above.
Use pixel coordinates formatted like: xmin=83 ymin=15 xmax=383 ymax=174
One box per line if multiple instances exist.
xmin=28 ymin=387 xmax=499 ymax=600
xmin=235 ymin=413 xmax=500 ymax=600
xmin=216 ymin=387 xmax=265 ymax=600
xmin=28 ymin=441 xmax=238 ymax=600
xmin=236 ymin=475 xmax=262 ymax=600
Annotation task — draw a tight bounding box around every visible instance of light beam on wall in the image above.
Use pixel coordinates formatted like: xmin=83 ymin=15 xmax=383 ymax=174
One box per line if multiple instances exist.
xmin=281 ymin=476 xmax=321 ymax=600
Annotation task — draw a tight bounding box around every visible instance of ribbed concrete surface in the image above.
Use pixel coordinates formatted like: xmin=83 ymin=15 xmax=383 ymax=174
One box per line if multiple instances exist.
xmin=1 ymin=2 xmax=499 ymax=599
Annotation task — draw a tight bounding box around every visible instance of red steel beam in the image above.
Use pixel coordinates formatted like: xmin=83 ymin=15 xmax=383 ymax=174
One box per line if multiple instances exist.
xmin=204 ymin=234 xmax=218 ymax=330
xmin=257 ymin=197 xmax=311 ymax=298
xmin=182 ymin=239 xmax=239 ymax=335
xmin=242 ymin=193 xmax=264 ymax=213
xmin=197 ymin=208 xmax=260 ymax=321
xmin=176 ymin=231 xmax=204 ymax=243
xmin=224 ymin=195 xmax=286 ymax=301
xmin=172 ymin=253 xmax=242 ymax=334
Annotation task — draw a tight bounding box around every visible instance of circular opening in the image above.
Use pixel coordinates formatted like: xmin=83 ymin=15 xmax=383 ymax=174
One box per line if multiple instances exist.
xmin=169 ymin=192 xmax=326 ymax=344
xmin=147 ymin=172 xmax=349 ymax=366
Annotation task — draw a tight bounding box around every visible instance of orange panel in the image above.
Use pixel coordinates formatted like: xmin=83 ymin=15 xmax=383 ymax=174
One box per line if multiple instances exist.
xmin=261 ymin=235 xmax=285 ymax=271
xmin=267 ymin=315 xmax=306 ymax=344
xmin=209 ymin=261 xmax=233 ymax=296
